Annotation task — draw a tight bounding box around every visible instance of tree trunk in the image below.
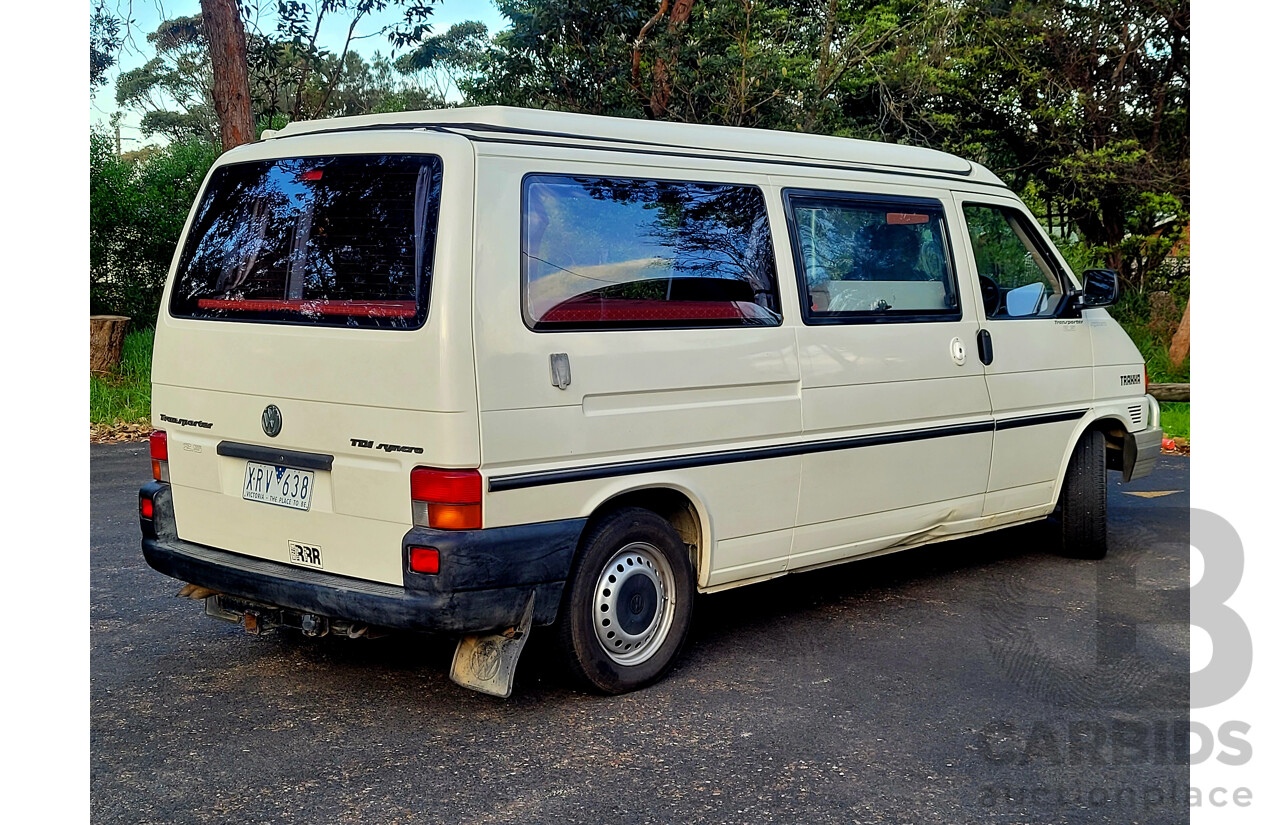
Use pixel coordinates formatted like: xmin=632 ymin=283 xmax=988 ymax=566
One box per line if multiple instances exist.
xmin=201 ymin=0 xmax=255 ymax=151
xmin=90 ymin=315 xmax=130 ymax=374
xmin=1169 ymin=300 xmax=1190 ymax=368
xmin=1148 ymin=383 xmax=1190 ymax=402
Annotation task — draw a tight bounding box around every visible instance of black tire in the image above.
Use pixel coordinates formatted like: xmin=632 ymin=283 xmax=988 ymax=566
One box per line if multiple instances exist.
xmin=555 ymin=507 xmax=695 ymax=694
xmin=1056 ymin=429 xmax=1108 ymax=559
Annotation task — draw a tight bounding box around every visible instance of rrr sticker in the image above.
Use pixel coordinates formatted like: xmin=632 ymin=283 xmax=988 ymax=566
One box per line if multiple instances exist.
xmin=288 ymin=541 xmax=323 ymax=569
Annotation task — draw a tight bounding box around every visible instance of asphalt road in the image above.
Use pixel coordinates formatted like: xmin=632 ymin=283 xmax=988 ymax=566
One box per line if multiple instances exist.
xmin=92 ymin=443 xmax=1190 ymax=824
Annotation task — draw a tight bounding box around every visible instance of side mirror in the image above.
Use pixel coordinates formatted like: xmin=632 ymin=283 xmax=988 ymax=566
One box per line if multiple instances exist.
xmin=1075 ymin=269 xmax=1119 ymax=309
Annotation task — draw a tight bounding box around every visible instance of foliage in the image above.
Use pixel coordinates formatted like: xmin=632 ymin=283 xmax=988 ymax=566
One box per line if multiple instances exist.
xmin=462 ymin=0 xmax=644 ymax=115
xmin=396 ymin=20 xmax=491 ymax=101
xmin=89 ymin=328 xmax=155 ymax=426
xmin=463 ymin=0 xmax=1188 ymax=295
xmin=913 ymin=0 xmax=1190 ymax=291
xmin=113 ymin=2 xmax=447 ymax=144
xmin=1108 ymin=289 xmax=1188 ymax=383
xmin=116 ymin=16 xmax=219 ymax=142
xmin=257 ymin=0 xmax=439 ymax=122
xmin=90 ymin=1 xmax=122 ymax=94
xmin=1050 ymin=235 xmax=1105 ymax=276
xmin=90 ymin=132 xmax=218 ymax=323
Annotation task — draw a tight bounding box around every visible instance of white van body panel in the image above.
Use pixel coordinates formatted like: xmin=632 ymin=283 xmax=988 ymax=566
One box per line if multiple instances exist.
xmin=150 ymin=107 xmax=1158 ymax=604
xmin=471 ymin=151 xmax=804 ymax=586
xmin=152 ymin=130 xmax=477 ymax=585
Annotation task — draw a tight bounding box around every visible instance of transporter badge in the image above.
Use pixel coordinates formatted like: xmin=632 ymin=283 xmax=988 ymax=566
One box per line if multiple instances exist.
xmin=261 ymin=404 xmax=282 ymax=437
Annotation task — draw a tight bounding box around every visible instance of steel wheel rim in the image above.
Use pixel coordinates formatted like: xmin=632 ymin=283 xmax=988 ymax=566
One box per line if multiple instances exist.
xmin=591 ymin=542 xmax=676 ymax=666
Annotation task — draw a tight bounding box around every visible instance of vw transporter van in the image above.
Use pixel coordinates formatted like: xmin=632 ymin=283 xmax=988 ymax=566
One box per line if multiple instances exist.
xmin=139 ymin=107 xmax=1163 ymax=697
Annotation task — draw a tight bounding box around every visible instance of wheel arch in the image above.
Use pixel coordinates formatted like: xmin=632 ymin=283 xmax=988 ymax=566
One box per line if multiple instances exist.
xmin=580 ymin=483 xmax=711 ymax=588
xmin=1050 ymin=412 xmax=1129 ymax=503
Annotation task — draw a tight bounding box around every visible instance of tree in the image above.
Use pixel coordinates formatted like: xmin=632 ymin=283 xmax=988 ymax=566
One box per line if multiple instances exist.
xmin=463 ymin=0 xmax=1187 ymax=289
xmin=462 ymin=1 xmax=939 ymax=129
xmin=396 ymin=20 xmax=491 ymax=102
xmin=1025 ymin=0 xmax=1189 ymax=284
xmin=201 ymin=0 xmax=256 ymax=149
xmin=117 ymin=8 xmax=448 ymax=145
xmin=464 ymin=0 xmax=646 ymax=116
xmin=858 ymin=0 xmax=1189 ymax=286
xmin=90 ymin=132 xmax=219 ymax=321
xmin=90 ymin=1 xmax=122 ymax=94
xmin=199 ymin=0 xmax=440 ymax=150
xmin=115 ymin=16 xmax=219 ymax=143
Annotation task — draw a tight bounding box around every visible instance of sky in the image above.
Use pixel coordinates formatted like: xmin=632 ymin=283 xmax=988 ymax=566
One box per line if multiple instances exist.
xmin=90 ymin=0 xmax=509 ymax=149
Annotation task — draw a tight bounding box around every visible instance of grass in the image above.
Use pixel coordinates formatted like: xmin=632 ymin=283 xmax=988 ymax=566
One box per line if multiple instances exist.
xmin=1110 ymin=292 xmax=1190 ymax=442
xmin=90 ymin=328 xmax=153 ymax=425
xmin=1159 ymin=402 xmax=1189 ymax=441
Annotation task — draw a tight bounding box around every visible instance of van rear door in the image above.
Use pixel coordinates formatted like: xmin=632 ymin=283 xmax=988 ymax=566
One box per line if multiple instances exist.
xmin=151 ymin=134 xmax=478 ymax=586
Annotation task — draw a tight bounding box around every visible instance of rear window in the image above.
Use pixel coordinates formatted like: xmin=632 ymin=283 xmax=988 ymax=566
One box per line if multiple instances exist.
xmin=170 ymin=154 xmax=443 ymax=329
xmin=522 ymin=174 xmax=781 ymax=331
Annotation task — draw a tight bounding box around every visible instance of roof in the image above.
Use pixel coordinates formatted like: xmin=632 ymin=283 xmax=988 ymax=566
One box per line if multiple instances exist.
xmin=268 ymin=106 xmax=1005 ymax=186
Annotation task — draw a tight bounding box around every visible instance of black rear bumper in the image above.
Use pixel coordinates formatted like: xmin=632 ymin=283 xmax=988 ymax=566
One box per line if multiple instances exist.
xmin=139 ymin=482 xmax=586 ymax=634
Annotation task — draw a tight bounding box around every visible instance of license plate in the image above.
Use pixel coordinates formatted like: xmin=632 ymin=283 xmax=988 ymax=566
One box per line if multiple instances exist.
xmin=242 ymin=462 xmax=314 ymax=511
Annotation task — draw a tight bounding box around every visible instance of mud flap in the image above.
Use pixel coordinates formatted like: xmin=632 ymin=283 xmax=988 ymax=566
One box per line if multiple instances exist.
xmin=449 ymin=593 xmax=535 ymax=698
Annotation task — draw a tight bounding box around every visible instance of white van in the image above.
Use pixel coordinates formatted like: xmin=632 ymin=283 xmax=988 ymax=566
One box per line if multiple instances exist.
xmin=139 ymin=106 xmax=1162 ymax=697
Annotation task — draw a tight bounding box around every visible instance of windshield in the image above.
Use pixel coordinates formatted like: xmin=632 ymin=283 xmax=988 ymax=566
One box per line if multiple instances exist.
xmin=170 ymin=153 xmax=443 ymax=329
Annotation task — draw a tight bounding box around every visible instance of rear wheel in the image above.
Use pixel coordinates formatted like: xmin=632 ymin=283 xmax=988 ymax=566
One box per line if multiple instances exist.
xmin=556 ymin=508 xmax=694 ymax=694
xmin=1056 ymin=429 xmax=1108 ymax=559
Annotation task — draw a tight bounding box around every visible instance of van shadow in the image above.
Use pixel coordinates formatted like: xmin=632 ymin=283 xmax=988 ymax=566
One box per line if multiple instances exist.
xmin=706 ymin=522 xmax=1052 ymax=615
xmin=686 ymin=520 xmax=1057 ymax=650
xmin=247 ymin=520 xmax=1060 ymax=705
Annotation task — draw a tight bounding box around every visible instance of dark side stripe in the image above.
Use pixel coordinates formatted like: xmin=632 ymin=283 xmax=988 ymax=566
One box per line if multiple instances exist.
xmin=488 ymin=409 xmax=1086 ymax=493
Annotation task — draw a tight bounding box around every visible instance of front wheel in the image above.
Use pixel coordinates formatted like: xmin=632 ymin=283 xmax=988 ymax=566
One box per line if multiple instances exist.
xmin=1056 ymin=429 xmax=1108 ymax=559
xmin=556 ymin=508 xmax=695 ymax=694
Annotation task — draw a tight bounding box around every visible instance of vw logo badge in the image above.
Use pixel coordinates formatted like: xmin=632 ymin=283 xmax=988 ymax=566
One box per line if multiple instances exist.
xmin=261 ymin=404 xmax=283 ymax=438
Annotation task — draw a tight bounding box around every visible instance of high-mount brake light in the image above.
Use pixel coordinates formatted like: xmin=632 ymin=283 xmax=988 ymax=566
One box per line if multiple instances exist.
xmin=410 ymin=467 xmax=482 ymax=530
xmin=300 ymin=169 xmax=323 ymax=181
xmin=150 ymin=430 xmax=169 ymax=482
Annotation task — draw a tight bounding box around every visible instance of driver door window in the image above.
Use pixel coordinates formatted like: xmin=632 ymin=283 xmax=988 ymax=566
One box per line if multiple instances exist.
xmin=961 ymin=204 xmax=1065 ymax=319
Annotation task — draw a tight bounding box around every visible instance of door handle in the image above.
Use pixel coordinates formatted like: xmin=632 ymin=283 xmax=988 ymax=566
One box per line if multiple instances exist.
xmin=977 ymin=329 xmax=994 ymax=366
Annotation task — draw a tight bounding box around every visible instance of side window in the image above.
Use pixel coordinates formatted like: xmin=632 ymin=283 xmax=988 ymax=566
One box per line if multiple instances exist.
xmin=962 ymin=204 xmax=1066 ymax=319
xmin=786 ymin=192 xmax=959 ymax=322
xmin=521 ymin=175 xmax=781 ymax=331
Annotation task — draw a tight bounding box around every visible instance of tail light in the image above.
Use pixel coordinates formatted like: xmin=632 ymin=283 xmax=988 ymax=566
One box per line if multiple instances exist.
xmin=150 ymin=430 xmax=169 ymax=482
xmin=1144 ymin=365 xmax=1150 ymax=395
xmin=411 ymin=467 xmax=482 ymax=530
xmin=139 ymin=488 xmax=158 ymax=538
xmin=408 ymin=546 xmax=440 ymax=574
